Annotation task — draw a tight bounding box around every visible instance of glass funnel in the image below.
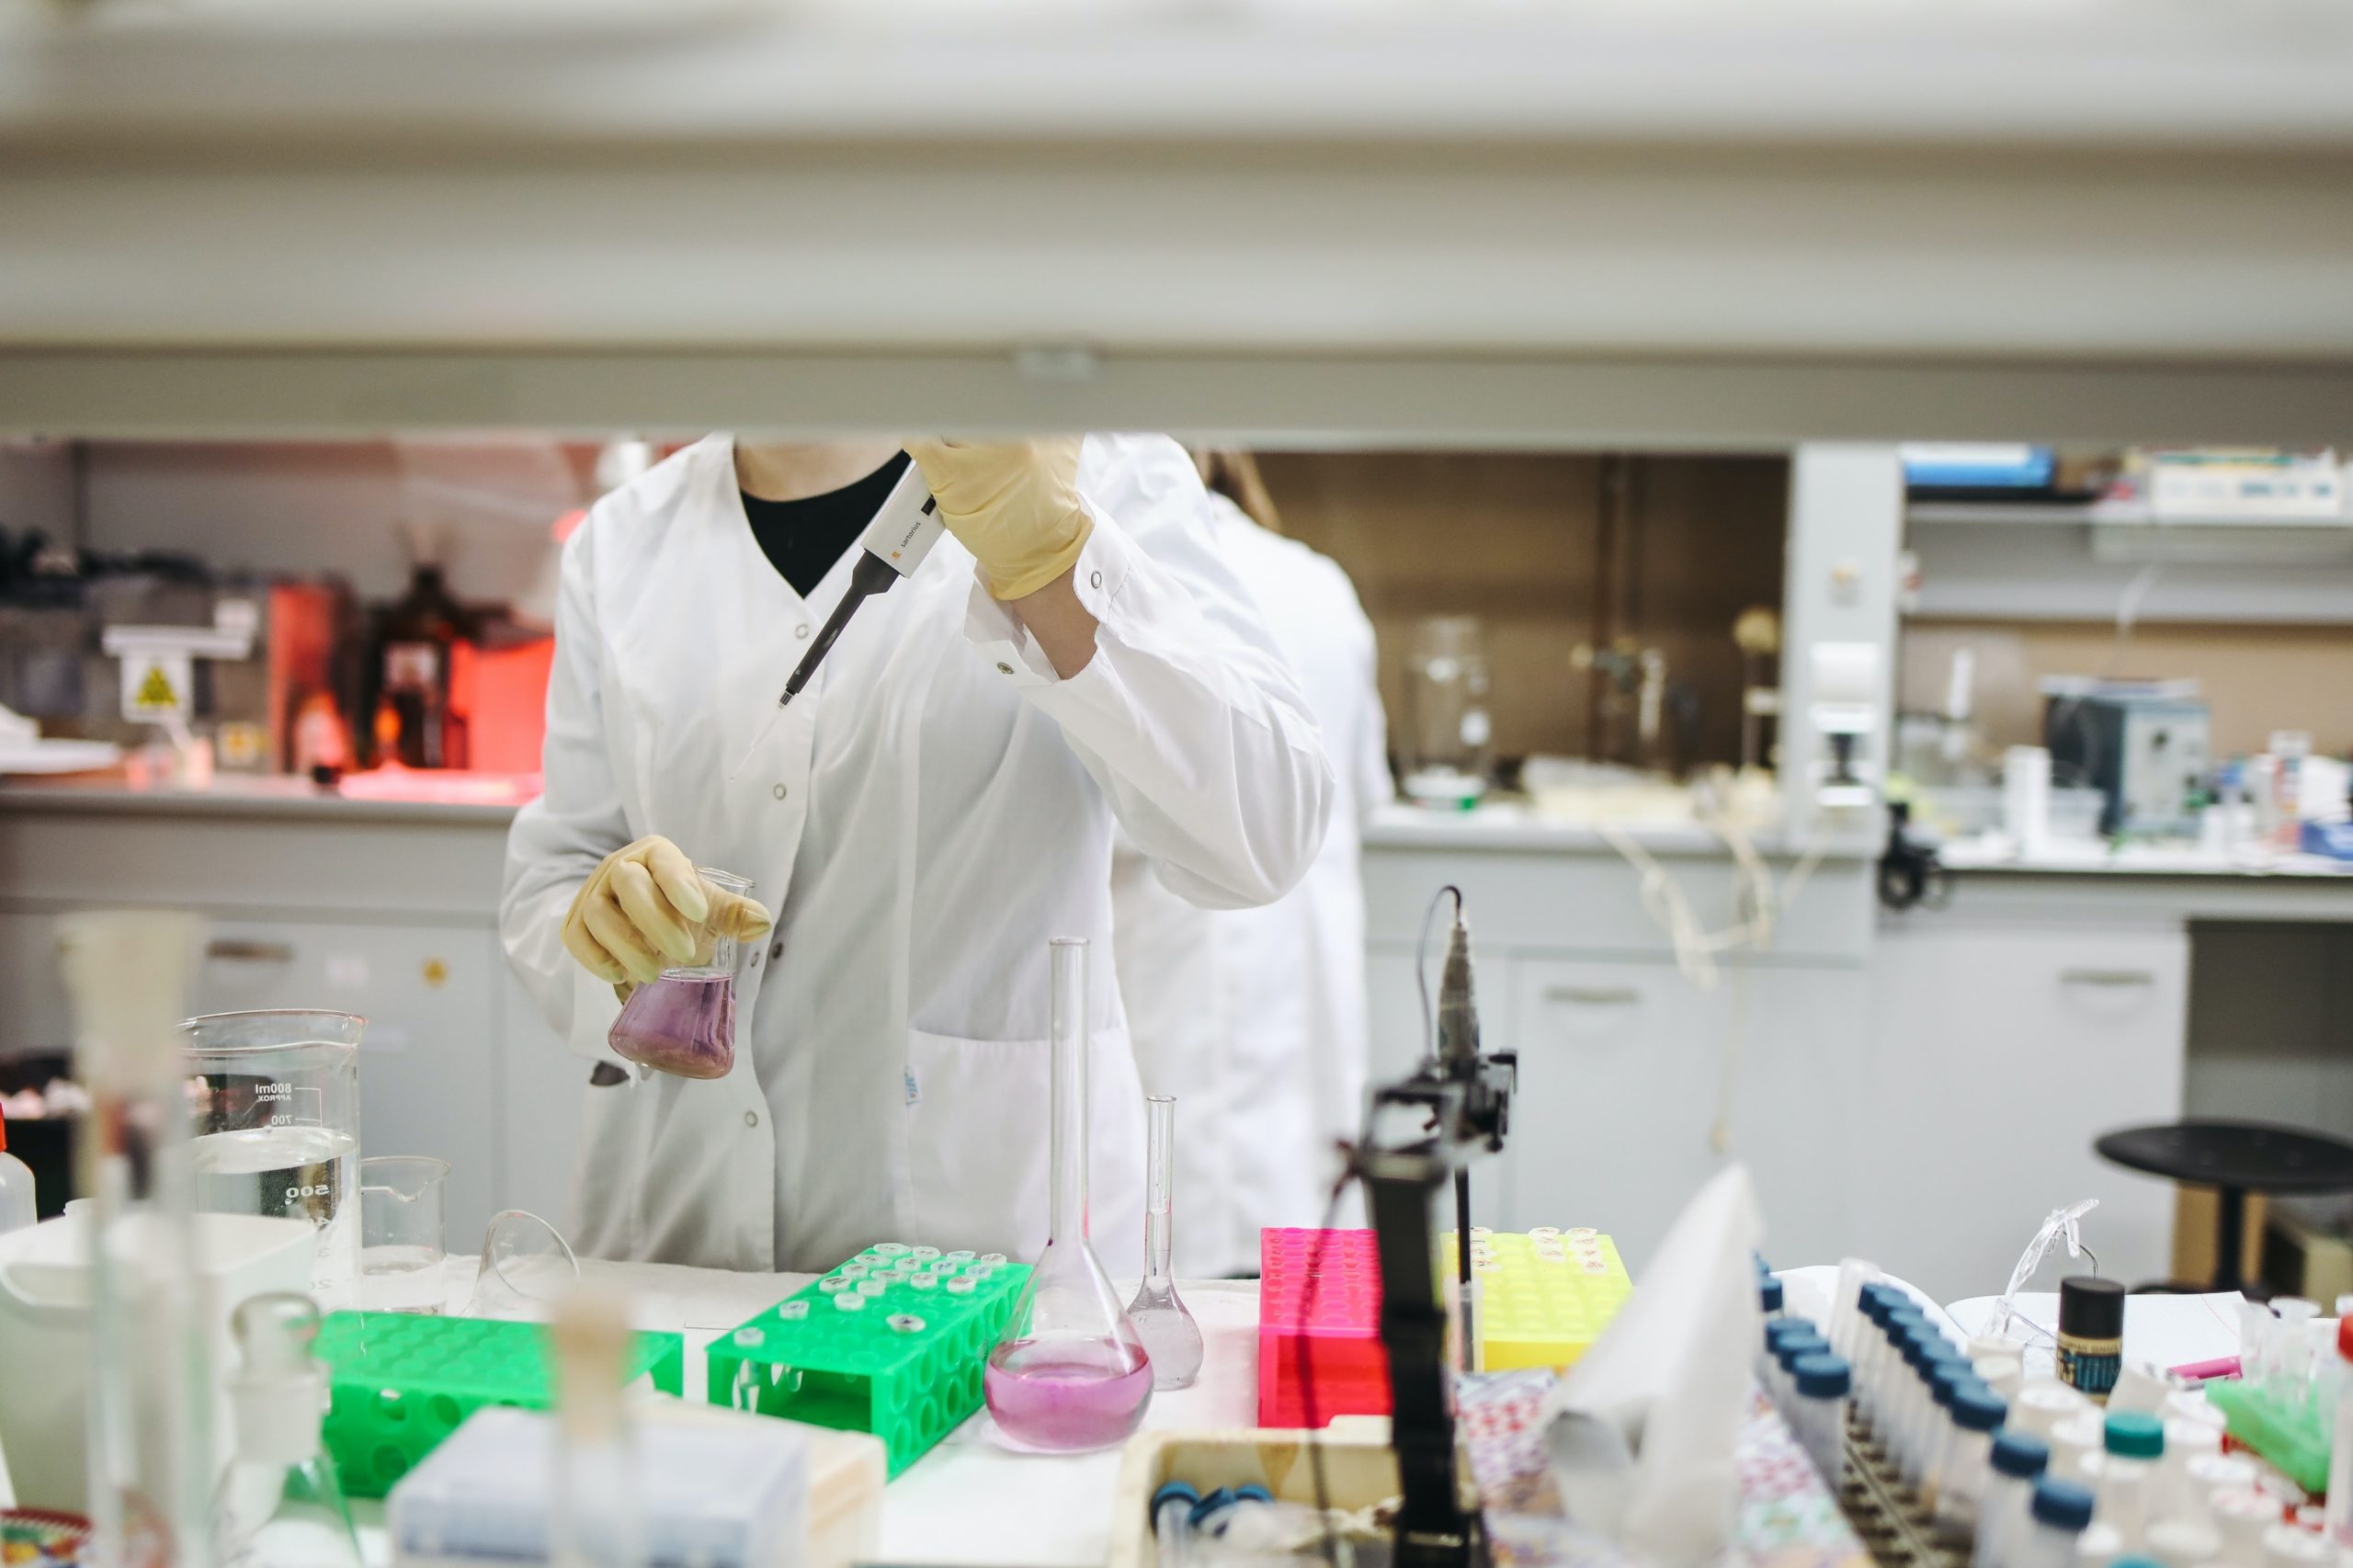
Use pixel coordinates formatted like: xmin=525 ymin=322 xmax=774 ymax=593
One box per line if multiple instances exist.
xmin=607 ymin=866 xmax=754 ymax=1080
xmin=1125 ymin=1096 xmax=1203 ymax=1391
xmin=984 ymin=937 xmax=1153 ymax=1451
xmin=182 ymin=1009 xmax=365 ymax=1308
xmin=466 ymin=1209 xmax=582 ymax=1321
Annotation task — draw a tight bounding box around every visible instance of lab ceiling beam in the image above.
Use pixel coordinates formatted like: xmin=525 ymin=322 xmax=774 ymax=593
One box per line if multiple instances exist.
xmin=5 ymin=349 xmax=2353 ymax=451
xmin=4 ymin=5 xmax=2352 ymax=443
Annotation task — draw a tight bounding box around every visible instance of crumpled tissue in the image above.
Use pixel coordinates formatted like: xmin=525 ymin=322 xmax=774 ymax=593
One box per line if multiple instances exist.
xmin=1540 ymin=1164 xmax=1764 ymax=1567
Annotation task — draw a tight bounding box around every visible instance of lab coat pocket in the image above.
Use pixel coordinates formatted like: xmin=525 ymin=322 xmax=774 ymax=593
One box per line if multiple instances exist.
xmin=903 ymin=1025 xmax=1147 ymax=1278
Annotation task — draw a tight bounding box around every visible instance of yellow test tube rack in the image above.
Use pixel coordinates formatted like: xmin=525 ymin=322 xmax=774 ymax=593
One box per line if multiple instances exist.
xmin=1441 ymin=1226 xmax=1633 ymax=1372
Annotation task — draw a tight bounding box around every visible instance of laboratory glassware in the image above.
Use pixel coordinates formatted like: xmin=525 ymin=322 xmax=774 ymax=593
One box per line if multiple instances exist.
xmin=549 ymin=1291 xmax=645 ymax=1568
xmin=213 ymin=1292 xmax=363 ymax=1568
xmin=1125 ymin=1095 xmax=1202 ymax=1392
xmin=1400 ymin=616 xmax=1491 ymax=808
xmin=608 ymin=868 xmax=755 ymax=1080
xmin=984 ymin=937 xmax=1154 ymax=1451
xmin=0 ymin=1102 xmax=34 ymax=1233
xmin=360 ymin=1155 xmax=449 ymax=1315
xmin=63 ymin=910 xmax=214 ymax=1568
xmin=467 ymin=1209 xmax=582 ymax=1320
xmin=182 ymin=1008 xmax=366 ymax=1308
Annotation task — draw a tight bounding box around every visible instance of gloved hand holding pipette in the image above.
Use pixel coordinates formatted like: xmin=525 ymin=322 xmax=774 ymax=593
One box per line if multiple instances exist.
xmin=904 ymin=437 xmax=1095 ymax=600
xmin=560 ymin=835 xmax=774 ymax=990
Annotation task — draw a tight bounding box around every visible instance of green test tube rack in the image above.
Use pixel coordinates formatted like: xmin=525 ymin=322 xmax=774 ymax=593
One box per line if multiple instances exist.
xmin=2206 ymin=1377 xmax=2332 ymax=1494
xmin=705 ymin=1244 xmax=1030 ymax=1477
xmin=314 ymin=1311 xmax=685 ymax=1499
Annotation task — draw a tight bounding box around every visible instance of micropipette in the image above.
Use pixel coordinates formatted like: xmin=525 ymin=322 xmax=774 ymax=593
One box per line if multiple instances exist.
xmin=728 ymin=460 xmax=945 ymax=780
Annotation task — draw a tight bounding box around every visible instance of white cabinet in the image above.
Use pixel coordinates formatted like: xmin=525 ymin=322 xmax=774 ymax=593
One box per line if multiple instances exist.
xmin=1505 ymin=956 xmax=1865 ymax=1273
xmin=1859 ymin=920 xmax=2188 ymax=1303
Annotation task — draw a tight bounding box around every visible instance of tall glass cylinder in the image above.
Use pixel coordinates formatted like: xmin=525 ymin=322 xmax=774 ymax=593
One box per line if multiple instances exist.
xmin=984 ymin=937 xmax=1153 ymax=1451
xmin=1126 ymin=1096 xmax=1202 ymax=1391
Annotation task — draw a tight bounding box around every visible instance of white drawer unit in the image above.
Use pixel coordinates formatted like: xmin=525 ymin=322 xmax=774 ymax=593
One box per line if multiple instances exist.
xmin=1859 ymin=922 xmax=2188 ymax=1303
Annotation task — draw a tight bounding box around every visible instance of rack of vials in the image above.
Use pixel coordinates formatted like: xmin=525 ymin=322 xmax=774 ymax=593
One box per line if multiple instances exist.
xmin=1754 ymin=1266 xmax=2333 ymax=1568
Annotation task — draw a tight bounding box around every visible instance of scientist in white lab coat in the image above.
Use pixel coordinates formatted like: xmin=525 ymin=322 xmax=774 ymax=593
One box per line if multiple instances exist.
xmin=1111 ymin=450 xmax=1390 ymax=1277
xmin=501 ymin=436 xmax=1334 ymax=1275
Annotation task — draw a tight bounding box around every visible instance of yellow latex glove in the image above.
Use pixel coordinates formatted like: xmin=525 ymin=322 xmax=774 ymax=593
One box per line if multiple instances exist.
xmin=560 ymin=835 xmax=774 ymax=989
xmin=904 ymin=437 xmax=1094 ymax=600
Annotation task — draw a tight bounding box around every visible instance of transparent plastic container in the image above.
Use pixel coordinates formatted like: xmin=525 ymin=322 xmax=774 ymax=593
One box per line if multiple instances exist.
xmin=608 ymin=867 xmax=755 ymax=1080
xmin=182 ymin=1009 xmax=366 ymax=1308
xmin=1401 ymin=616 xmax=1491 ymax=808
xmin=984 ymin=937 xmax=1153 ymax=1452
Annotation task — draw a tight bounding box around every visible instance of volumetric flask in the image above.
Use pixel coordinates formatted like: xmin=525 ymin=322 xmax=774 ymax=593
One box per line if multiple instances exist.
xmin=984 ymin=937 xmax=1154 ymax=1452
xmin=607 ymin=867 xmax=754 ymax=1080
xmin=182 ymin=1009 xmax=365 ymax=1308
xmin=466 ymin=1209 xmax=581 ymax=1320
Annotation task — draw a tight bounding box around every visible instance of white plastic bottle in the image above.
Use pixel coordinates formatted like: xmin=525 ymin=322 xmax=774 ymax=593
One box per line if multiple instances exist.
xmin=1972 ymin=1431 xmax=2051 ymax=1568
xmin=2012 ymin=1478 xmax=2094 ymax=1568
xmin=0 ymin=1103 xmax=35 ymax=1233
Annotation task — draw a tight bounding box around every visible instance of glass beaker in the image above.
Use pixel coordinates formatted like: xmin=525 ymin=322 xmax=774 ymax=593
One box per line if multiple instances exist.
xmin=607 ymin=867 xmax=754 ymax=1080
xmin=1402 ymin=615 xmax=1492 ymax=808
xmin=984 ymin=937 xmax=1154 ymax=1452
xmin=182 ymin=1009 xmax=365 ymax=1308
xmin=359 ymin=1155 xmax=449 ymax=1315
xmin=1125 ymin=1096 xmax=1203 ymax=1391
xmin=465 ymin=1209 xmax=581 ymax=1321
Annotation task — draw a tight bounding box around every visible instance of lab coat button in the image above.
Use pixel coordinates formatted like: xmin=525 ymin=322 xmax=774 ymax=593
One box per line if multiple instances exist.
xmin=745 ymin=1110 xmax=759 ymax=1129
xmin=769 ymin=941 xmax=784 ymax=960
xmin=772 ymin=783 xmax=788 ymax=801
xmin=995 ymin=662 xmax=1015 ymax=676
xmin=795 ymin=624 xmax=810 ymax=639
xmin=1090 ymin=570 xmax=1103 ymax=590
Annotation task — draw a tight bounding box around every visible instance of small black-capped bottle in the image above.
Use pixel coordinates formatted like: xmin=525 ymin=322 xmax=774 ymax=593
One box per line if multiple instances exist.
xmin=2055 ymin=1276 xmax=2126 ymax=1403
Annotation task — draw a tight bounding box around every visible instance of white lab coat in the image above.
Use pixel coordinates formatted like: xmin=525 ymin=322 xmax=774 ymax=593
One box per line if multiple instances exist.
xmin=501 ymin=436 xmax=1333 ymax=1276
xmin=1110 ymin=497 xmax=1389 ymax=1277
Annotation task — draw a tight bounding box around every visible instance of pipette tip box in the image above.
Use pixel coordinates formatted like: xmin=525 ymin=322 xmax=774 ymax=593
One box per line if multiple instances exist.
xmin=1257 ymin=1225 xmax=1633 ymax=1426
xmin=1258 ymin=1227 xmax=1390 ymax=1428
xmin=704 ymin=1244 xmax=1029 ymax=1478
xmin=1445 ymin=1226 xmax=1632 ymax=1372
xmin=315 ymin=1312 xmax=685 ymax=1499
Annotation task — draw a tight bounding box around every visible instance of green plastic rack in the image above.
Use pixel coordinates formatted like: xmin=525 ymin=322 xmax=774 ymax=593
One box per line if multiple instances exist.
xmin=705 ymin=1244 xmax=1030 ymax=1477
xmin=315 ymin=1312 xmax=685 ymax=1498
xmin=2207 ymin=1378 xmax=2331 ymax=1494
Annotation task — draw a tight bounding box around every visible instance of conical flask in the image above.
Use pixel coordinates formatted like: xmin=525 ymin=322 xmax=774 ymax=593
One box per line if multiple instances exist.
xmin=1125 ymin=1095 xmax=1203 ymax=1390
xmin=212 ymin=1292 xmax=363 ymax=1567
xmin=984 ymin=937 xmax=1154 ymax=1451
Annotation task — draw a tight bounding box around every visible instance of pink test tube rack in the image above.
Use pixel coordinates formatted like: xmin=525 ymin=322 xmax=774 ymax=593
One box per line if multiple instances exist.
xmin=1257 ymin=1227 xmax=1392 ymax=1428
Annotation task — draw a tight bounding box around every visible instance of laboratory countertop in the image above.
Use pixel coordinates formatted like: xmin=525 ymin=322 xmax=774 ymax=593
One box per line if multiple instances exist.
xmin=0 ymin=772 xmax=528 ymax=825
xmin=1939 ymin=836 xmax=2353 ymax=881
xmin=352 ymin=1256 xmax=1265 ymax=1568
xmin=1362 ymin=800 xmax=1873 ymax=859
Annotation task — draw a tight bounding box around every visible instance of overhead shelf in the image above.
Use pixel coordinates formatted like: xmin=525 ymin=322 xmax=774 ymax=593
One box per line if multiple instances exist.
xmin=1907 ymin=501 xmax=2353 ymax=530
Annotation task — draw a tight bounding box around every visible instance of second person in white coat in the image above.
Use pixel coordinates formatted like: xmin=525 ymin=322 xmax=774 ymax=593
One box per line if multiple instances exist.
xmin=502 ymin=436 xmax=1333 ymax=1275
xmin=1111 ymin=450 xmax=1390 ymax=1277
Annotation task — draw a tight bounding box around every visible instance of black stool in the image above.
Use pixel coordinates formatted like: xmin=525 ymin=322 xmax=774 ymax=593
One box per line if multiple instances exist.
xmin=2096 ymin=1119 xmax=2353 ymax=1293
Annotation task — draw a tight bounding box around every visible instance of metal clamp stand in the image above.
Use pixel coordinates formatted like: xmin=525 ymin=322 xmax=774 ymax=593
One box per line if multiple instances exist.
xmin=1349 ymin=893 xmax=1515 ymax=1568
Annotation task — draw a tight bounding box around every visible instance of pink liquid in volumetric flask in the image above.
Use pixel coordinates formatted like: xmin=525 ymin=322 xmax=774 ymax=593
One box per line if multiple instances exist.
xmin=984 ymin=1337 xmax=1154 ymax=1452
xmin=608 ymin=972 xmax=736 ymax=1079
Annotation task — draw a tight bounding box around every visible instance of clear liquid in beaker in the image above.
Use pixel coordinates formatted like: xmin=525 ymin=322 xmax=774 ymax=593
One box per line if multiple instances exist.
xmin=608 ymin=971 xmax=736 ymax=1080
xmin=190 ymin=1123 xmax=358 ymax=1306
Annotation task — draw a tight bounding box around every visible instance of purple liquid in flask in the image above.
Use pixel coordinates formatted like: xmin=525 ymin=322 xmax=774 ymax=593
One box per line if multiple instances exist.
xmin=984 ymin=937 xmax=1155 ymax=1453
xmin=604 ymin=864 xmax=754 ymax=1081
xmin=608 ymin=971 xmax=735 ymax=1079
xmin=985 ymin=1336 xmax=1154 ymax=1452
